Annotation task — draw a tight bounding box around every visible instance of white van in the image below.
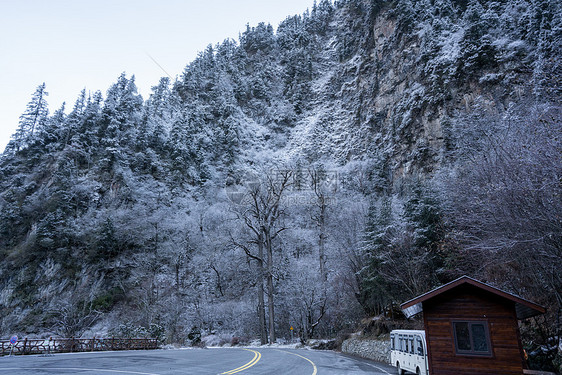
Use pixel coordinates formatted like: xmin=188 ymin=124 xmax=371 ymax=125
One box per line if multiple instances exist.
xmin=390 ymin=330 xmax=429 ymax=375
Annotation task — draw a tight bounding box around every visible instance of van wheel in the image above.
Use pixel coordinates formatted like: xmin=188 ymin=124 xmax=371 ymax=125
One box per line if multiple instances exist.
xmin=396 ymin=362 xmax=404 ymax=375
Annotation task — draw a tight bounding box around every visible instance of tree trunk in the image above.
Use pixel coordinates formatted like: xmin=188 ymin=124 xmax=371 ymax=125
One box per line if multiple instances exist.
xmin=318 ymin=195 xmax=327 ymax=281
xmin=265 ymin=230 xmax=276 ymax=344
xmin=257 ymin=239 xmax=268 ymax=345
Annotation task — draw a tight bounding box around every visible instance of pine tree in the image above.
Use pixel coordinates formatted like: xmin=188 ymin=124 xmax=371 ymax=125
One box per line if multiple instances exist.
xmin=40 ymin=102 xmax=65 ymax=150
xmin=146 ymin=77 xmax=171 ymax=119
xmin=358 ymin=196 xmax=394 ymax=315
xmin=8 ymin=83 xmax=49 ymax=152
xmin=460 ymin=0 xmax=498 ymax=74
xmin=63 ymin=89 xmax=87 ymax=146
xmin=402 ymin=182 xmax=446 ymax=284
xmin=77 ymin=91 xmax=103 ymax=168
xmin=403 ymin=183 xmax=443 ymax=251
xmin=94 ymin=218 xmax=119 ymax=261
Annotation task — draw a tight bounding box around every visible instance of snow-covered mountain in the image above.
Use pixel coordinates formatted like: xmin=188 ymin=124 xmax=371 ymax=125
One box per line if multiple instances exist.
xmin=0 ymin=0 xmax=560 ymax=365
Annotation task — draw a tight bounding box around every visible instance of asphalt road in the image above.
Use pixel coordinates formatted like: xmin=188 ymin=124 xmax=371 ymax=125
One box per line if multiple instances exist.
xmin=0 ymin=347 xmax=396 ymax=374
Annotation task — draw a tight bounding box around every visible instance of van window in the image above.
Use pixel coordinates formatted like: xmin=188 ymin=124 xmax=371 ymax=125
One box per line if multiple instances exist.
xmin=416 ymin=337 xmax=424 ymax=356
xmin=390 ymin=334 xmax=395 ymax=350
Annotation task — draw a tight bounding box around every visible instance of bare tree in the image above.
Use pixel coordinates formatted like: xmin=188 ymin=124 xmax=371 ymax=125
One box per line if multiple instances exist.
xmin=51 ymin=301 xmax=101 ymax=338
xmin=439 ymin=103 xmax=562 ymax=321
xmin=231 ymin=230 xmax=268 ymax=344
xmin=285 ymin=258 xmax=328 ymax=343
xmin=232 ymin=167 xmax=292 ymax=344
xmin=309 ymin=166 xmax=331 ymax=281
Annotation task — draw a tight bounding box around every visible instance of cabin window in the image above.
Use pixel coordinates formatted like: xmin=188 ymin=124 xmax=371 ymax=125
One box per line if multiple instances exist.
xmin=391 ymin=334 xmax=395 ymax=350
xmin=453 ymin=321 xmax=492 ymax=356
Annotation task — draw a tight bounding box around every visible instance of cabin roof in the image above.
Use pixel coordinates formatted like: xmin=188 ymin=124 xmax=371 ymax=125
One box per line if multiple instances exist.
xmin=400 ymin=276 xmax=545 ymax=320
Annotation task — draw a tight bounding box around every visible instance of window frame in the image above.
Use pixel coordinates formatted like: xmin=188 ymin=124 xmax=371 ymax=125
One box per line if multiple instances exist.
xmin=452 ymin=320 xmax=493 ymax=357
xmin=416 ymin=336 xmax=424 ymax=356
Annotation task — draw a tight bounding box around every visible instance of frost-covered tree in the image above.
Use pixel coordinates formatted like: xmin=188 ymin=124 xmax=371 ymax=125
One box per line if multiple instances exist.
xmin=358 ymin=196 xmax=394 ymax=315
xmin=440 ymin=103 xmax=562 ymax=305
xmin=232 ymin=167 xmax=292 ymax=344
xmin=7 ymin=83 xmax=49 ymax=152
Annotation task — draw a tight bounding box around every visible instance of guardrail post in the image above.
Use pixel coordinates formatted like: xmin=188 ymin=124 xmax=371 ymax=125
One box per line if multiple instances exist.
xmin=23 ymin=338 xmax=28 ymax=355
xmin=91 ymin=336 xmax=95 ymax=352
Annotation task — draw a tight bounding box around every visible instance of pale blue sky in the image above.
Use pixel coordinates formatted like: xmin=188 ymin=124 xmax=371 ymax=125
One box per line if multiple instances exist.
xmin=0 ymin=0 xmax=314 ymax=152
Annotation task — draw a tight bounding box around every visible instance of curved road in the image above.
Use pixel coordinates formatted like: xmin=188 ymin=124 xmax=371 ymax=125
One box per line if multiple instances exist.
xmin=0 ymin=347 xmax=395 ymax=374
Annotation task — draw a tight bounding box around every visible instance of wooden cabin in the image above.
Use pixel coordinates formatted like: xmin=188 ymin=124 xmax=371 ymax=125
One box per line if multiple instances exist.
xmin=400 ymin=276 xmax=545 ymax=375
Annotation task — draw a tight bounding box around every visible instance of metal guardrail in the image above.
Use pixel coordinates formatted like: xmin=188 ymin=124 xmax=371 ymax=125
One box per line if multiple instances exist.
xmin=0 ymin=337 xmax=159 ymax=356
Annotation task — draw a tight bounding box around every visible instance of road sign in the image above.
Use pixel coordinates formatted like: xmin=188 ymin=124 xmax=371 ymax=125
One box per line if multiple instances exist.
xmin=9 ymin=335 xmax=18 ymax=345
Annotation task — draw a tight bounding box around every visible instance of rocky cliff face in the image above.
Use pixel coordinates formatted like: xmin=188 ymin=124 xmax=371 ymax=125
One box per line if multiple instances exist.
xmin=287 ymin=0 xmax=560 ymax=180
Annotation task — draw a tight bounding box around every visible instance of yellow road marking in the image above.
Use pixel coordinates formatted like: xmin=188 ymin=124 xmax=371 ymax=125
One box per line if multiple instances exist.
xmin=221 ymin=349 xmax=261 ymax=374
xmin=275 ymin=349 xmax=318 ymax=375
